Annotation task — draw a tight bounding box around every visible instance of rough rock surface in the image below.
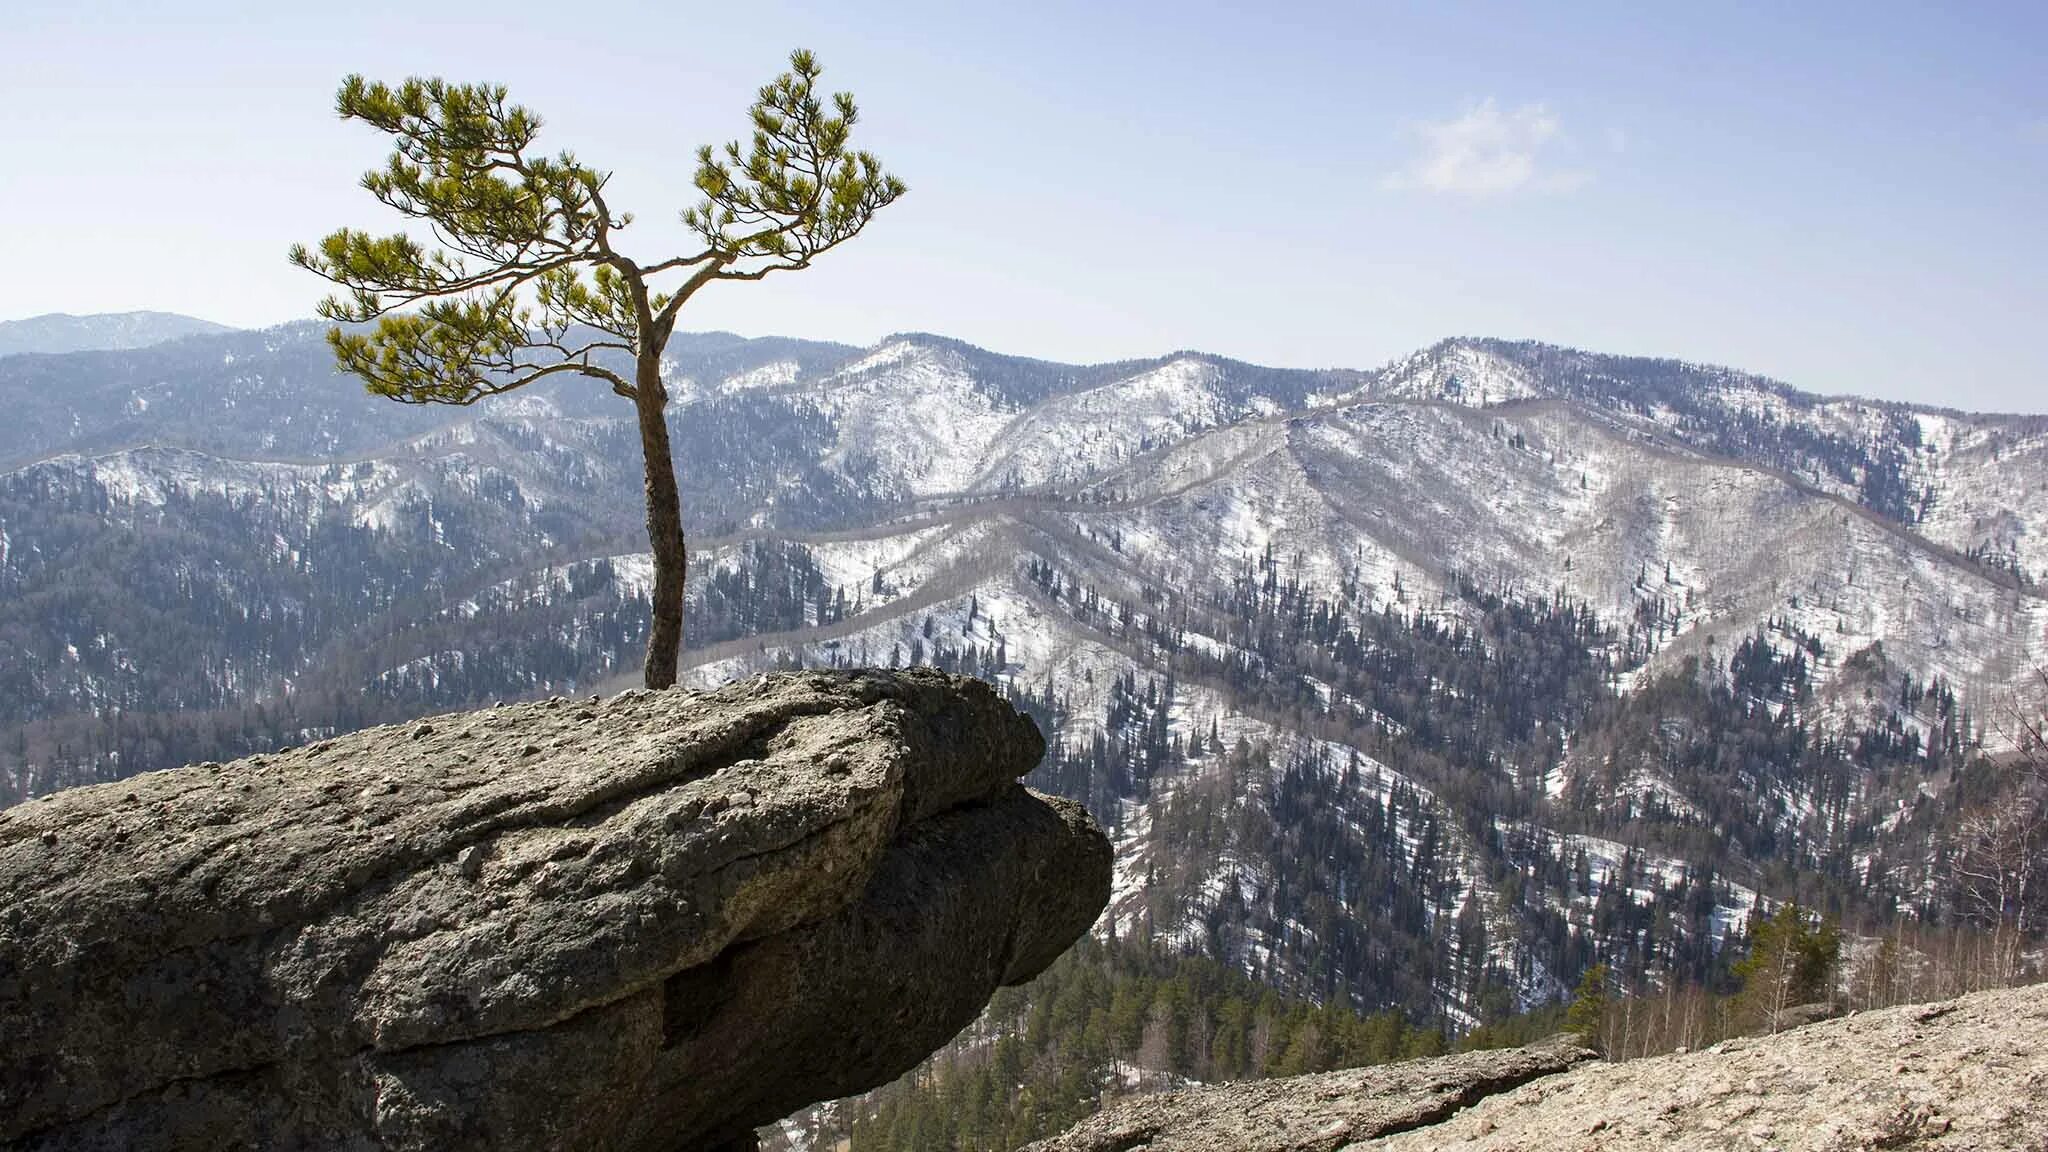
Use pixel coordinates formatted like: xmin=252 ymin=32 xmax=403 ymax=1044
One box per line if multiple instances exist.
xmin=1361 ymin=983 xmax=2048 ymax=1151
xmin=1022 ymin=1040 xmax=1596 ymax=1151
xmin=0 ymin=669 xmax=1111 ymax=1151
xmin=1031 ymin=983 xmax=2048 ymax=1151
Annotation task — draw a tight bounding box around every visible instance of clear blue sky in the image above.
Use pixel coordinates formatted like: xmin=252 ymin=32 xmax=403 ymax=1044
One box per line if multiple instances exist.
xmin=4 ymin=0 xmax=2043 ymax=411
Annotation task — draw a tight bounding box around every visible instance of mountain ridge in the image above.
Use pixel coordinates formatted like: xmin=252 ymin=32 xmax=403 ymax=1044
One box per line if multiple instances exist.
xmin=2 ymin=317 xmax=2041 ymax=1043
xmin=0 ymin=310 xmax=236 ymax=357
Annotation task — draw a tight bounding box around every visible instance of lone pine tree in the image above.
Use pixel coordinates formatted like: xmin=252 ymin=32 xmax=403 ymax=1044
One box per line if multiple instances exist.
xmin=292 ymin=50 xmax=904 ymax=687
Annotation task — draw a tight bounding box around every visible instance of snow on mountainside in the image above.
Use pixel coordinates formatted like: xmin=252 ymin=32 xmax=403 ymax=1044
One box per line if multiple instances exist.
xmin=810 ymin=340 xmax=1020 ymax=496
xmin=1056 ymin=395 xmax=2042 ymax=731
xmin=974 ymin=358 xmax=1237 ymax=490
xmin=0 ymin=311 xmax=235 ymax=356
xmin=1907 ymin=416 xmax=2048 ymax=586
xmin=1377 ymin=338 xmax=2048 ymax=584
xmin=1363 ymin=341 xmax=1547 ymax=407
xmin=770 ymin=339 xmax=1331 ymax=499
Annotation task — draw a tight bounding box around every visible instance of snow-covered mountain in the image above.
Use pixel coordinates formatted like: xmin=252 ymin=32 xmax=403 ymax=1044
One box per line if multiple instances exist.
xmin=3 ymin=324 xmax=2042 ymax=1025
xmin=0 ymin=311 xmax=235 ymax=356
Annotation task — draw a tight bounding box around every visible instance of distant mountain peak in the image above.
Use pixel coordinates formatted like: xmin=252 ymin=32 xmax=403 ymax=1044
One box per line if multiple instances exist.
xmin=0 ymin=311 xmax=237 ymax=356
xmin=1369 ymin=339 xmax=1546 ymax=407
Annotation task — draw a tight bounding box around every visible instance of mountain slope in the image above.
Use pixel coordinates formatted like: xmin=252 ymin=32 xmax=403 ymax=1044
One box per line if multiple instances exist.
xmin=1372 ymin=338 xmax=2048 ymax=580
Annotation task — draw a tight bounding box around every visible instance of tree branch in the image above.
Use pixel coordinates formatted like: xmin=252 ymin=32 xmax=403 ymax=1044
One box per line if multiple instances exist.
xmin=296 ymin=53 xmax=900 ymax=419
xmin=365 ymin=359 xmax=630 ymax=406
xmin=640 ymin=249 xmax=726 ymax=277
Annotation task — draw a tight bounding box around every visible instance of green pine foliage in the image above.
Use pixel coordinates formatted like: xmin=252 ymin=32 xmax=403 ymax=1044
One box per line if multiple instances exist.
xmin=290 ymin=52 xmax=905 ymax=411
xmin=1565 ymin=962 xmax=1610 ymax=1046
xmin=1729 ymin=903 xmax=1840 ymax=1033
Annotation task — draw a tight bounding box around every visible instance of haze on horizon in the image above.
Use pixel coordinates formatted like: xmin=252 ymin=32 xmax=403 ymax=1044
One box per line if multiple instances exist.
xmin=3 ymin=0 xmax=2043 ymax=413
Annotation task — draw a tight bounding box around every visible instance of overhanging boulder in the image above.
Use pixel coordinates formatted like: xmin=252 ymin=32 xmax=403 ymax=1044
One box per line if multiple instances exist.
xmin=0 ymin=668 xmax=1110 ymax=1151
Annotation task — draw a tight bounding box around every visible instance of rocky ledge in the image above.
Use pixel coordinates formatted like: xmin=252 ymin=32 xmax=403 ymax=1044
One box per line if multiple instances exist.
xmin=1023 ymin=1039 xmax=1597 ymax=1152
xmin=0 ymin=669 xmax=1111 ymax=1151
xmin=1030 ymin=982 xmax=2048 ymax=1151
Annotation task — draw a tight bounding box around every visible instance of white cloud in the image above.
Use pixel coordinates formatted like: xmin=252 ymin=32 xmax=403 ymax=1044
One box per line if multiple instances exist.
xmin=1384 ymin=99 xmax=1592 ymax=197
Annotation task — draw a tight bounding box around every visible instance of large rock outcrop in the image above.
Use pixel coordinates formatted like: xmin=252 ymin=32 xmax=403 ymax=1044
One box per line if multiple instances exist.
xmin=0 ymin=669 xmax=1111 ymax=1151
xmin=1029 ymin=982 xmax=2048 ymax=1151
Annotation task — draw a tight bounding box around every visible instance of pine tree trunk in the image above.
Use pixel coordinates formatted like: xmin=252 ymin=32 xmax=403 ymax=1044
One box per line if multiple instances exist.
xmin=635 ymin=358 xmax=687 ymax=689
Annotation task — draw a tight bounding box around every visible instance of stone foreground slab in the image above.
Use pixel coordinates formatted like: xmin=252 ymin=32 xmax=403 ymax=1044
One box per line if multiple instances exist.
xmin=1029 ymin=982 xmax=2048 ymax=1151
xmin=1 ymin=669 xmax=1111 ymax=1151
xmin=1360 ymin=982 xmax=2048 ymax=1152
xmin=1023 ymin=1039 xmax=1595 ymax=1152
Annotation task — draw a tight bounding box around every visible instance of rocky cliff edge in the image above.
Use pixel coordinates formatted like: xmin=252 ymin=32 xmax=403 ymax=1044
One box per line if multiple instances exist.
xmin=0 ymin=669 xmax=1111 ymax=1151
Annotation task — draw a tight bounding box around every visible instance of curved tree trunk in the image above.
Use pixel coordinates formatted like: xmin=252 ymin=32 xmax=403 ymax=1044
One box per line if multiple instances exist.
xmin=635 ymin=361 xmax=687 ymax=689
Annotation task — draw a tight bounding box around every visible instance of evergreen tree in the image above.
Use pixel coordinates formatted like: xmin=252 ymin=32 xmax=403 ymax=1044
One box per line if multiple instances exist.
xmin=291 ymin=51 xmax=903 ymax=686
xmin=1731 ymin=904 xmax=1839 ymax=1034
xmin=1566 ymin=962 xmax=1610 ymax=1047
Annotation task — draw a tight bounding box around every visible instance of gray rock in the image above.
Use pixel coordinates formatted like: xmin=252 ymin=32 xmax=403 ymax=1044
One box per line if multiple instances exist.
xmin=0 ymin=669 xmax=1111 ymax=1151
xmin=1769 ymin=999 xmax=1839 ymax=1032
xmin=1030 ymin=983 xmax=2048 ymax=1152
xmin=1357 ymin=983 xmax=2048 ymax=1151
xmin=1021 ymin=1039 xmax=1595 ymax=1151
